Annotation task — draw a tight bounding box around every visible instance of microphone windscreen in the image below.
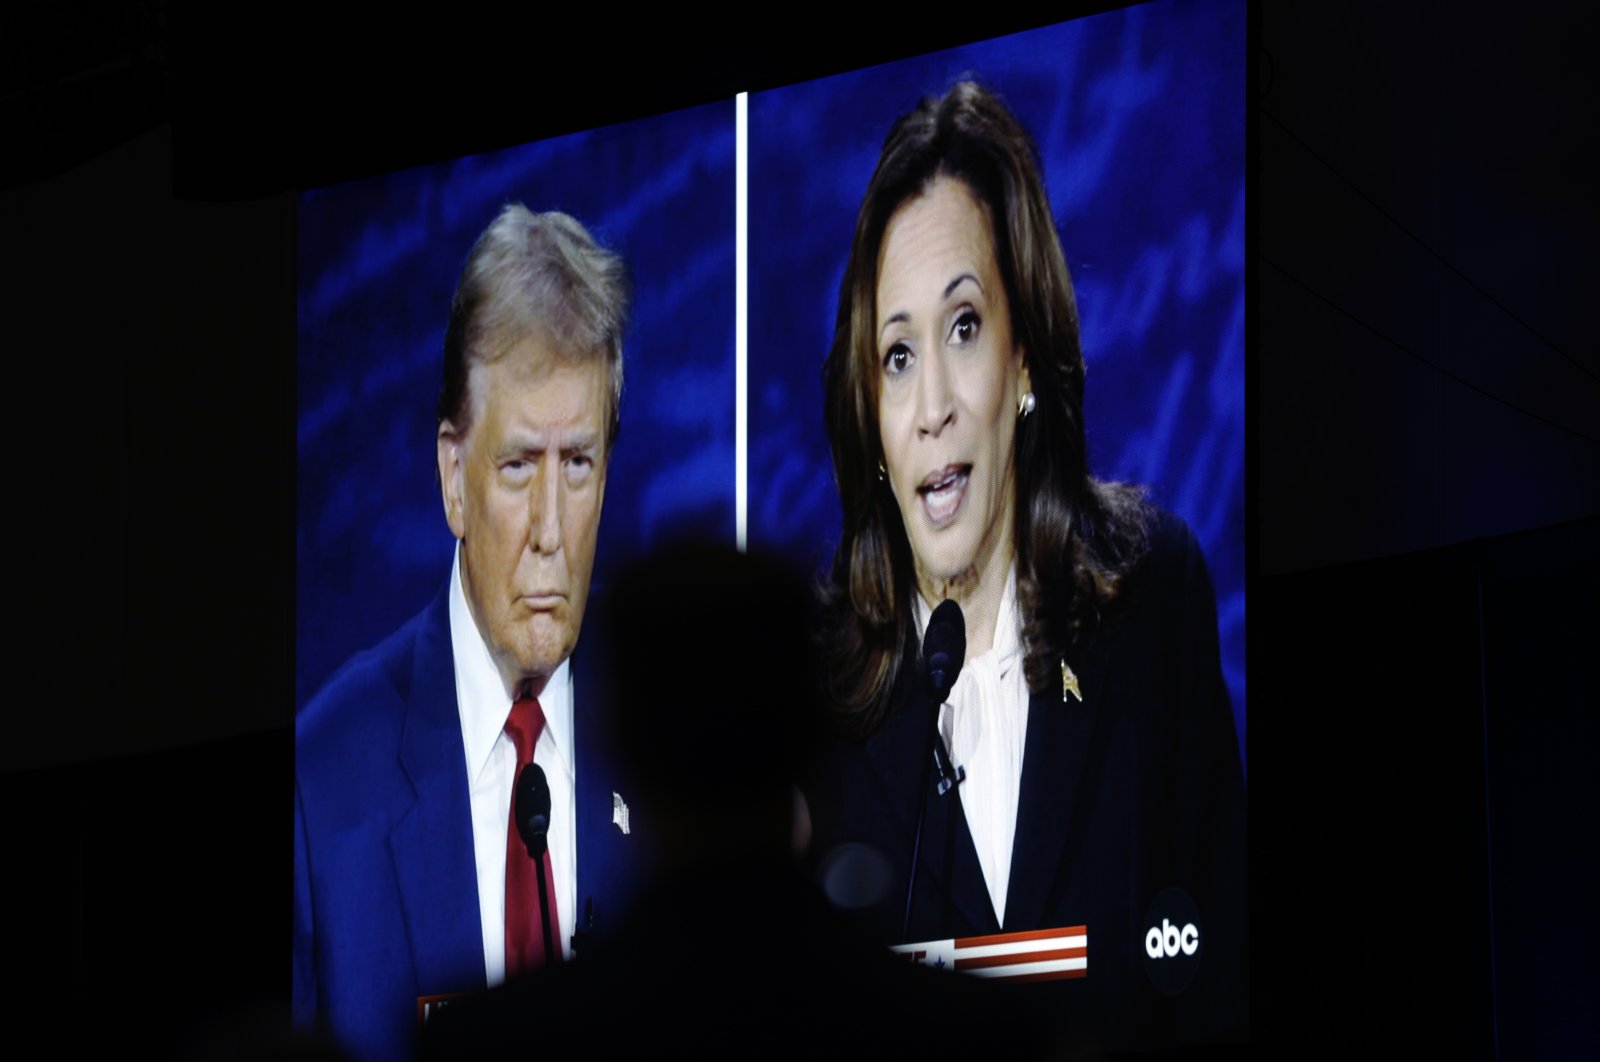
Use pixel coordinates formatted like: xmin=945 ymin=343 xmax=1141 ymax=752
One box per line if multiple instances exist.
xmin=924 ymin=598 xmax=967 ymax=703
xmin=514 ymin=762 xmax=552 ymax=857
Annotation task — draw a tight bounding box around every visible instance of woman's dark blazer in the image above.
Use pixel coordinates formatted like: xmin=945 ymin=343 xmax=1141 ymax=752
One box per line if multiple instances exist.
xmin=809 ymin=511 xmax=1248 ymax=1051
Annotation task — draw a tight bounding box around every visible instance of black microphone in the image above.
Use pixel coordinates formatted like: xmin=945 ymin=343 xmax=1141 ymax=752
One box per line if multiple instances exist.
xmin=514 ymin=762 xmax=552 ymax=859
xmin=924 ymin=598 xmax=967 ymax=703
xmin=513 ymin=762 xmax=556 ymax=962
xmin=924 ymin=599 xmax=967 ymax=797
xmin=905 ymin=598 xmax=967 ymax=941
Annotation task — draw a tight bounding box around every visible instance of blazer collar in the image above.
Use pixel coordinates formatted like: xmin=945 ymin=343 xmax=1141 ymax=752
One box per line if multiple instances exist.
xmin=1002 ymin=629 xmax=1116 ymax=932
xmin=864 ymin=653 xmax=999 ymax=937
xmin=390 ymin=583 xmax=488 ymax=995
xmin=863 ymin=624 xmax=1118 ymax=938
xmin=568 ymin=603 xmax=639 ymax=945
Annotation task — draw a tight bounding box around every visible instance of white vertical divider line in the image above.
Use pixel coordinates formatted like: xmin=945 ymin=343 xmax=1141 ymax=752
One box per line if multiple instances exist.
xmin=735 ymin=91 xmax=749 ymax=553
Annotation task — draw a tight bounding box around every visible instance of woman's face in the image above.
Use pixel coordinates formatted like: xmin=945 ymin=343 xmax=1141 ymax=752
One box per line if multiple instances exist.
xmin=874 ymin=176 xmax=1029 ymax=602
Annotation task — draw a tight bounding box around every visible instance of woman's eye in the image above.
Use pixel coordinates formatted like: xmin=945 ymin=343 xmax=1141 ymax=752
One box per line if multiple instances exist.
xmin=883 ymin=343 xmax=913 ymax=375
xmin=950 ymin=309 xmax=980 ymax=344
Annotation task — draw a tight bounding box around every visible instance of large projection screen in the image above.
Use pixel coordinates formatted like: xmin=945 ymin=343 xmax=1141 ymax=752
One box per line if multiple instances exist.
xmin=295 ymin=0 xmax=1245 ymax=1054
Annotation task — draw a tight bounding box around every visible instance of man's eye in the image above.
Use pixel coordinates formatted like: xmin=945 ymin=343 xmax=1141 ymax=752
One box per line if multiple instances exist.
xmin=565 ymin=454 xmax=594 ymax=482
xmin=883 ymin=343 xmax=913 ymax=375
xmin=501 ymin=459 xmax=534 ymax=483
xmin=950 ymin=310 xmax=980 ymax=344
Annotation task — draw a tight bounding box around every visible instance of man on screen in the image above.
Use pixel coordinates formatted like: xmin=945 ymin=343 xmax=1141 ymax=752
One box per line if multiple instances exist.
xmin=293 ymin=205 xmax=637 ymax=1061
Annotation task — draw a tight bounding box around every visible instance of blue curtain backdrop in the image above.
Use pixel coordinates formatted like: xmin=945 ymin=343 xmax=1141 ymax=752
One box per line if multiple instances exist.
xmin=297 ymin=102 xmax=737 ymax=710
xmin=746 ymin=0 xmax=1248 ymax=768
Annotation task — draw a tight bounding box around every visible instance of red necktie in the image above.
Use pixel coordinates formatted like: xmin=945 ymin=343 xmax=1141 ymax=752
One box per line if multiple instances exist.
xmin=504 ymin=695 xmax=561 ymax=976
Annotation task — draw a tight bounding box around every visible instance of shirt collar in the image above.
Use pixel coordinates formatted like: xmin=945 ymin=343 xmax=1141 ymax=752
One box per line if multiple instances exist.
xmin=449 ymin=543 xmax=575 ymax=784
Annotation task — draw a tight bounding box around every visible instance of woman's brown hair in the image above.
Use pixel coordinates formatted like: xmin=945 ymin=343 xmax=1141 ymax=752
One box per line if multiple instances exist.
xmin=820 ymin=81 xmax=1150 ymax=737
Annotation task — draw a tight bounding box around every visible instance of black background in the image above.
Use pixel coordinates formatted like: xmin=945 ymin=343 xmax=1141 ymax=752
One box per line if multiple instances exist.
xmin=4 ymin=2 xmax=1596 ymax=1056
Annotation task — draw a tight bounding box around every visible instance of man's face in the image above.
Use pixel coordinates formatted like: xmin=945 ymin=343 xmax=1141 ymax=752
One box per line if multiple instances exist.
xmin=438 ymin=336 xmax=610 ymax=696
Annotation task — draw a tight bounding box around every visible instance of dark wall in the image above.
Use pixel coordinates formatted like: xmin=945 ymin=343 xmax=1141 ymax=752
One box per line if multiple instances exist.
xmin=1259 ymin=3 xmax=1598 ymax=573
xmin=8 ymin=125 xmax=295 ymax=773
xmin=1254 ymin=8 xmax=1597 ymax=1054
xmin=1252 ymin=516 xmax=1598 ymax=1058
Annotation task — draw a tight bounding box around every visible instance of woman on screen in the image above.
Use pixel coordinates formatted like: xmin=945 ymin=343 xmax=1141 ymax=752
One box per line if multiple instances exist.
xmin=812 ymin=81 xmax=1246 ymax=1046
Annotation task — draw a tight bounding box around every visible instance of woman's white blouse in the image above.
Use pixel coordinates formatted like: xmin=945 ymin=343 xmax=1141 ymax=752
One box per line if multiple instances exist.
xmin=914 ymin=565 xmax=1029 ymax=927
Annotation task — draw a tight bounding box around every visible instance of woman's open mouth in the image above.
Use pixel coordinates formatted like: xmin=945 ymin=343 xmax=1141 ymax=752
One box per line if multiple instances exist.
xmin=917 ymin=464 xmax=971 ymax=528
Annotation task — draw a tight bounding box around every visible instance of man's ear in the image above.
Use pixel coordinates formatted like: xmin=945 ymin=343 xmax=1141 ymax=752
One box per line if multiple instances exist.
xmin=437 ymin=421 xmax=467 ymax=540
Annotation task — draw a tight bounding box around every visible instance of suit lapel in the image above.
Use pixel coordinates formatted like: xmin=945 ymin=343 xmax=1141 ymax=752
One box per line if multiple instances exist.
xmin=572 ymin=653 xmax=605 ymax=944
xmin=865 ymin=680 xmax=999 ymax=937
xmin=1002 ymin=636 xmax=1114 ymax=933
xmin=570 ymin=638 xmax=636 ymax=947
xmin=389 ymin=587 xmax=486 ymax=995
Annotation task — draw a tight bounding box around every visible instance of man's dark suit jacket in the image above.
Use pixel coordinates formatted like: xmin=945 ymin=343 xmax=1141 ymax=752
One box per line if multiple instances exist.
xmin=811 ymin=513 xmax=1248 ymax=1053
xmin=293 ymin=582 xmax=637 ymax=1062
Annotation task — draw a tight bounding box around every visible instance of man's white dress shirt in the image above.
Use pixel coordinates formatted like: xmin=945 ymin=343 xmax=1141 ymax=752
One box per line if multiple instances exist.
xmin=448 ymin=545 xmax=577 ymax=984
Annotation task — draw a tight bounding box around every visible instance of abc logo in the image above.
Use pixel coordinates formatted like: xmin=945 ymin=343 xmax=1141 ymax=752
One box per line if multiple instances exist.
xmin=1141 ymin=887 xmax=1202 ymax=995
xmin=1144 ymin=918 xmax=1199 ymax=959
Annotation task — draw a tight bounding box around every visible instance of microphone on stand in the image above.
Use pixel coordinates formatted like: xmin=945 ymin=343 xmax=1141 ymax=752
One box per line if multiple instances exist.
xmin=904 ymin=599 xmax=967 ymax=941
xmin=923 ymin=600 xmax=967 ymax=796
xmin=514 ymin=762 xmax=556 ymax=963
xmin=924 ymin=599 xmax=966 ymax=701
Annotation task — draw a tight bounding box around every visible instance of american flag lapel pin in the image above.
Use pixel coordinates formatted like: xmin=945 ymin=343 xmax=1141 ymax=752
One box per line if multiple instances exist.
xmin=1061 ymin=659 xmax=1083 ymax=703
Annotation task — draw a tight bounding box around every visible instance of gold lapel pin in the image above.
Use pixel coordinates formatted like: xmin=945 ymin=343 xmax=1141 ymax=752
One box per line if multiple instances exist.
xmin=1061 ymin=659 xmax=1083 ymax=703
